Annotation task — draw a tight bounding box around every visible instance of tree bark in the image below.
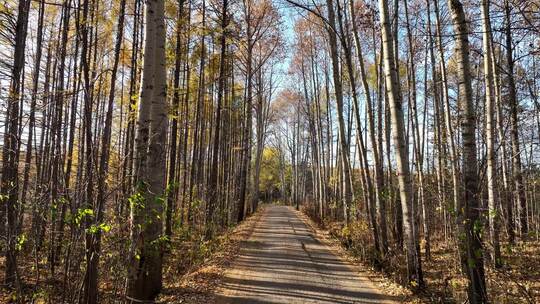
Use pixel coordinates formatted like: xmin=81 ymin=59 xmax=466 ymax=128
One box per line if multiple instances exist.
xmin=505 ymin=0 xmax=527 ymax=238
xmin=166 ymin=0 xmax=186 ymax=239
xmin=481 ymin=0 xmax=501 ymax=268
xmin=324 ymin=0 xmax=352 ymax=225
xmin=207 ymin=0 xmax=228 ymax=239
xmin=448 ymin=0 xmax=487 ymax=302
xmin=377 ymin=0 xmax=423 ymax=287
xmin=128 ymin=0 xmax=168 ymax=299
xmin=1 ymin=0 xmax=31 ymax=287
xmin=81 ymin=0 xmax=126 ymax=302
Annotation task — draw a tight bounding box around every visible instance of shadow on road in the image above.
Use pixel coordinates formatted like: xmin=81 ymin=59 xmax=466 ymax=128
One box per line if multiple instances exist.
xmin=214 ymin=205 xmax=399 ymax=304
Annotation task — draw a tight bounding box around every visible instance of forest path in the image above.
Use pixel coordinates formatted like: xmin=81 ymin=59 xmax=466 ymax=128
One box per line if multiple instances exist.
xmin=214 ymin=205 xmax=398 ymax=304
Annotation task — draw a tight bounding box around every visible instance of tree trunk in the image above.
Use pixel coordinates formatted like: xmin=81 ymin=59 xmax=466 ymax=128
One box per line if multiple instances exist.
xmin=238 ymin=0 xmax=253 ymax=222
xmin=128 ymin=0 xmax=168 ymax=299
xmin=324 ymin=0 xmax=352 ymax=225
xmin=448 ymin=0 xmax=487 ymax=302
xmin=82 ymin=0 xmax=126 ymax=302
xmin=207 ymin=0 xmax=228 ymax=239
xmin=481 ymin=0 xmax=501 ymax=268
xmin=434 ymin=0 xmax=460 ymax=213
xmin=505 ymin=0 xmax=527 ymax=238
xmin=1 ymin=0 xmax=31 ymax=287
xmin=166 ymin=0 xmax=186 ymax=238
xmin=377 ymin=0 xmax=423 ymax=287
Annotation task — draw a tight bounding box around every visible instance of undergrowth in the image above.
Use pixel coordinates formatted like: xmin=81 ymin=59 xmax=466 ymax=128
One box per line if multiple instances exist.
xmin=301 ymin=203 xmax=539 ymax=303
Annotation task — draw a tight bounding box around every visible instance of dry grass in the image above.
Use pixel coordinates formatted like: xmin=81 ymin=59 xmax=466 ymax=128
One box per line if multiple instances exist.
xmin=2 ymin=205 xmax=537 ymax=304
xmin=0 ymin=207 xmax=264 ymax=303
xmin=300 ymin=206 xmax=540 ymax=304
xmin=156 ymin=206 xmax=265 ymax=303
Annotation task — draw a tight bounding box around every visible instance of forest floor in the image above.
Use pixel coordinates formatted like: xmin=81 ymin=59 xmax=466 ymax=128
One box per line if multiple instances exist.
xmin=1 ymin=204 xmax=537 ymax=303
xmin=156 ymin=206 xmax=265 ymax=303
xmin=0 ymin=205 xmax=265 ymax=303
xmin=420 ymin=236 xmax=540 ymax=303
xmin=306 ymin=210 xmax=540 ymax=304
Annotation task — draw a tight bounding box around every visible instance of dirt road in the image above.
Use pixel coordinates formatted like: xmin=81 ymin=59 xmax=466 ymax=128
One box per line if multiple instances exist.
xmin=215 ymin=205 xmax=398 ymax=304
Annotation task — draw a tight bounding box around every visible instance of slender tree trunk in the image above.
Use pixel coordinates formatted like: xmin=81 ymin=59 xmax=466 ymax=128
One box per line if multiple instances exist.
xmin=377 ymin=0 xmax=423 ymax=287
xmin=166 ymin=0 xmax=186 ymax=238
xmin=207 ymin=0 xmax=228 ymax=238
xmin=122 ymin=0 xmax=142 ymax=215
xmin=80 ymin=0 xmax=96 ymax=300
xmin=238 ymin=1 xmax=253 ymax=222
xmin=1 ymin=0 xmax=31 ymax=287
xmin=50 ymin=0 xmax=71 ymax=276
xmin=481 ymin=0 xmax=501 ymax=268
xmin=505 ymin=1 xmax=527 ymax=238
xmin=20 ymin=0 xmax=45 ymax=224
xmin=448 ymin=0 xmax=487 ymax=302
xmin=81 ymin=0 xmax=126 ymax=302
xmin=434 ymin=0 xmax=460 ymax=213
xmin=336 ymin=0 xmax=381 ymax=258
xmin=349 ymin=0 xmax=387 ymax=254
xmin=325 ymin=0 xmax=352 ymax=225
xmin=403 ymin=0 xmax=426 ymax=263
